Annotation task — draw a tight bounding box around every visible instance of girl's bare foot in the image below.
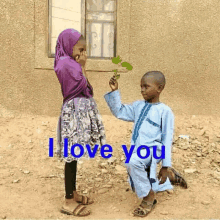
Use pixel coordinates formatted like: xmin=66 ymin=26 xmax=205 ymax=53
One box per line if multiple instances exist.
xmin=61 ymin=198 xmax=90 ymax=216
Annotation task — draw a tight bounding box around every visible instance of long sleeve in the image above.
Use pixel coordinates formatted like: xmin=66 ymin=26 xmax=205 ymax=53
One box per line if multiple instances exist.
xmin=55 ymin=58 xmax=93 ymax=102
xmin=104 ymin=90 xmax=135 ymax=122
xmin=161 ymin=108 xmax=174 ymax=167
xmin=86 ymin=78 xmax=94 ymax=96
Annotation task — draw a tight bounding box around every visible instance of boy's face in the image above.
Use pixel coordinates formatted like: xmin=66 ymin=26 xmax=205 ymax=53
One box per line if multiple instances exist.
xmin=140 ymin=75 xmax=161 ymax=102
xmin=72 ymin=39 xmax=86 ymax=60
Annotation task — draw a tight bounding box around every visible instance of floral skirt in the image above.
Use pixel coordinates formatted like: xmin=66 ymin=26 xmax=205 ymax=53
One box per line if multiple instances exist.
xmin=56 ymin=97 xmax=106 ymax=163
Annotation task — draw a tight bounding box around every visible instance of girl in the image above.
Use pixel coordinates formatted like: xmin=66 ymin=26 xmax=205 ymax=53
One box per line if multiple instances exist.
xmin=54 ymin=29 xmax=106 ymax=216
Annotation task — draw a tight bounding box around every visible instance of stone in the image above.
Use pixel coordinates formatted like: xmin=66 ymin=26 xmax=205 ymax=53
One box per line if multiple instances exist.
xmin=97 ymin=188 xmax=109 ymax=194
xmin=115 ymin=165 xmax=127 ymax=174
xmin=192 ymin=140 xmax=201 ymax=145
xmin=94 ymin=178 xmax=103 ymax=182
xmin=101 ymin=169 xmax=108 ymax=174
xmin=182 ymin=144 xmax=189 ymax=150
xmin=213 ymin=172 xmax=220 ymax=181
xmin=166 ymin=189 xmax=174 ymax=194
xmin=107 ymin=157 xmax=117 ymax=164
xmin=211 ymin=143 xmax=216 ymax=147
xmin=199 ymin=129 xmax=206 ymax=136
xmin=99 ymin=162 xmax=108 ymax=168
xmin=201 ymin=201 xmax=210 ymax=205
xmin=83 ymin=189 xmax=88 ymax=194
xmin=184 ymin=168 xmax=197 ymax=174
xmin=160 ymin=211 xmax=169 ymax=215
xmin=178 ymin=135 xmax=190 ymax=140
xmin=102 ymin=184 xmax=112 ymax=188
xmin=196 ymin=152 xmax=202 ymax=157
xmin=23 ymin=170 xmax=30 ymax=174
xmin=13 ymin=179 xmax=20 ymax=183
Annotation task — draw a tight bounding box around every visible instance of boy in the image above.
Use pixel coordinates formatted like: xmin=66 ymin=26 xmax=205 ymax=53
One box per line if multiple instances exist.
xmin=104 ymin=71 xmax=187 ymax=217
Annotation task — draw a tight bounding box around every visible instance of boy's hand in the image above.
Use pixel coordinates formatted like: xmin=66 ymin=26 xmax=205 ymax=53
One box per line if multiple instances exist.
xmin=158 ymin=167 xmax=170 ymax=184
xmin=109 ymin=76 xmax=118 ymax=91
xmin=76 ymin=51 xmax=87 ymax=67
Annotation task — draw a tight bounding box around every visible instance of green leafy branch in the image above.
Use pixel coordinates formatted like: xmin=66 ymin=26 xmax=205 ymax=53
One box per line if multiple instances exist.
xmin=111 ymin=56 xmax=133 ymax=79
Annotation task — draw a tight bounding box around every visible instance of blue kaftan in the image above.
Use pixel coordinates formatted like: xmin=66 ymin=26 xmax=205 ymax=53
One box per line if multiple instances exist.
xmin=104 ymin=90 xmax=174 ymax=198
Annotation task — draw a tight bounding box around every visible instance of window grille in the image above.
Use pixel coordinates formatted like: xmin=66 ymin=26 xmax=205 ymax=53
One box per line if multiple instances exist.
xmin=48 ymin=0 xmax=117 ymax=58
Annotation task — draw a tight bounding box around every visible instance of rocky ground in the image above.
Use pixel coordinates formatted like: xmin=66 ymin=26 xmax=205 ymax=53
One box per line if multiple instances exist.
xmin=0 ymin=107 xmax=220 ymax=219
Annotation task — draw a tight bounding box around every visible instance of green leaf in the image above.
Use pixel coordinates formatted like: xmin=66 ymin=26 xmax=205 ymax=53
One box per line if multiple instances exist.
xmin=112 ymin=69 xmax=118 ymax=72
xmin=114 ymin=72 xmax=120 ymax=79
xmin=112 ymin=56 xmax=122 ymax=64
xmin=121 ymin=62 xmax=133 ymax=70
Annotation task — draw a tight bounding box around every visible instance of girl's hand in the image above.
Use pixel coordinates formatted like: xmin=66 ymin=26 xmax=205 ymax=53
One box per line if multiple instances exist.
xmin=76 ymin=51 xmax=87 ymax=67
xmin=109 ymin=76 xmax=118 ymax=91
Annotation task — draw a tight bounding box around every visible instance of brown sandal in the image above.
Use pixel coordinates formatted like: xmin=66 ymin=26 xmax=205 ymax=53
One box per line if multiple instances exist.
xmin=61 ymin=204 xmax=90 ymax=216
xmin=169 ymin=167 xmax=188 ymax=189
xmin=133 ymin=199 xmax=157 ymax=217
xmin=76 ymin=195 xmax=94 ymax=205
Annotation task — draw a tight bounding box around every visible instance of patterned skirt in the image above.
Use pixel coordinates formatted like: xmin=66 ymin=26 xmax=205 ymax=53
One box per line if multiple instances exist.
xmin=56 ymin=97 xmax=106 ymax=163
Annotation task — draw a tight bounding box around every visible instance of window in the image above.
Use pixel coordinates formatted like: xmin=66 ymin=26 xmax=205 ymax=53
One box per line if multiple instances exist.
xmin=48 ymin=0 xmax=117 ymax=59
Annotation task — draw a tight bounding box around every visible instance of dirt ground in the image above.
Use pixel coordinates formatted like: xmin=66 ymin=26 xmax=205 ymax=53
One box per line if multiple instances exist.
xmin=0 ymin=106 xmax=220 ymax=219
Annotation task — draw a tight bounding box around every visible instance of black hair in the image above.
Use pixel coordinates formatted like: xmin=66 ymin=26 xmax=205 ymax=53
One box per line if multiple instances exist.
xmin=142 ymin=71 xmax=166 ymax=88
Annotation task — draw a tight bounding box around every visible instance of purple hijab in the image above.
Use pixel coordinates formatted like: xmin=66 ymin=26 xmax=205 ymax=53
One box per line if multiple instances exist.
xmin=54 ymin=29 xmax=93 ymax=103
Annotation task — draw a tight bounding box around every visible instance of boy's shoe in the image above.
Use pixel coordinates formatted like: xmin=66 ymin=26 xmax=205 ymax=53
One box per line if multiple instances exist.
xmin=133 ymin=199 xmax=157 ymax=217
xmin=168 ymin=167 xmax=188 ymax=189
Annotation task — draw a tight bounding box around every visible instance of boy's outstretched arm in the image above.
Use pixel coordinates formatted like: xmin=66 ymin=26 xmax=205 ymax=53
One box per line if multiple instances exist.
xmin=158 ymin=108 xmax=174 ymax=184
xmin=104 ymin=76 xmax=135 ymax=122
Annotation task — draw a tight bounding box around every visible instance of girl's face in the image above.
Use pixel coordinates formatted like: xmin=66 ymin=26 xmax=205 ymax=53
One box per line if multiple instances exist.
xmin=72 ymin=39 xmax=86 ymax=60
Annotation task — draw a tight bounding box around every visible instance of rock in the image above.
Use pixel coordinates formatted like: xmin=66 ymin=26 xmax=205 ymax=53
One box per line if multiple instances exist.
xmin=99 ymin=162 xmax=108 ymax=168
xmin=166 ymin=189 xmax=174 ymax=194
xmin=160 ymin=211 xmax=169 ymax=215
xmin=101 ymin=169 xmax=108 ymax=174
xmin=213 ymin=172 xmax=220 ymax=181
xmin=13 ymin=179 xmax=20 ymax=183
xmin=172 ymin=147 xmax=177 ymax=153
xmin=94 ymin=178 xmax=103 ymax=182
xmin=182 ymin=144 xmax=189 ymax=150
xmin=23 ymin=170 xmax=30 ymax=174
xmin=36 ymin=128 xmax=42 ymax=134
xmin=211 ymin=143 xmax=216 ymax=147
xmin=115 ymin=165 xmax=127 ymax=173
xmin=102 ymin=184 xmax=112 ymax=188
xmin=196 ymin=152 xmax=202 ymax=157
xmin=201 ymin=201 xmax=210 ymax=205
xmin=199 ymin=129 xmax=206 ymax=136
xmin=1 ymin=216 xmax=6 ymax=219
xmin=107 ymin=157 xmax=117 ymax=164
xmin=83 ymin=189 xmax=88 ymax=194
xmin=184 ymin=168 xmax=197 ymax=174
xmin=97 ymin=188 xmax=109 ymax=194
xmin=214 ymin=154 xmax=220 ymax=163
xmin=202 ymin=147 xmax=209 ymax=153
xmin=179 ymin=135 xmax=190 ymax=140
xmin=192 ymin=140 xmax=201 ymax=145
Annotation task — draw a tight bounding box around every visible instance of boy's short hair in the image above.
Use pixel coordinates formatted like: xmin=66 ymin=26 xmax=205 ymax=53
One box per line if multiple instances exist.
xmin=142 ymin=71 xmax=166 ymax=88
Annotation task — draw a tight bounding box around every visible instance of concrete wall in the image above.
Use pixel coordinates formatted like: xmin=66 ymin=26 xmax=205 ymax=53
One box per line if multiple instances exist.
xmin=1 ymin=0 xmax=220 ymax=117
